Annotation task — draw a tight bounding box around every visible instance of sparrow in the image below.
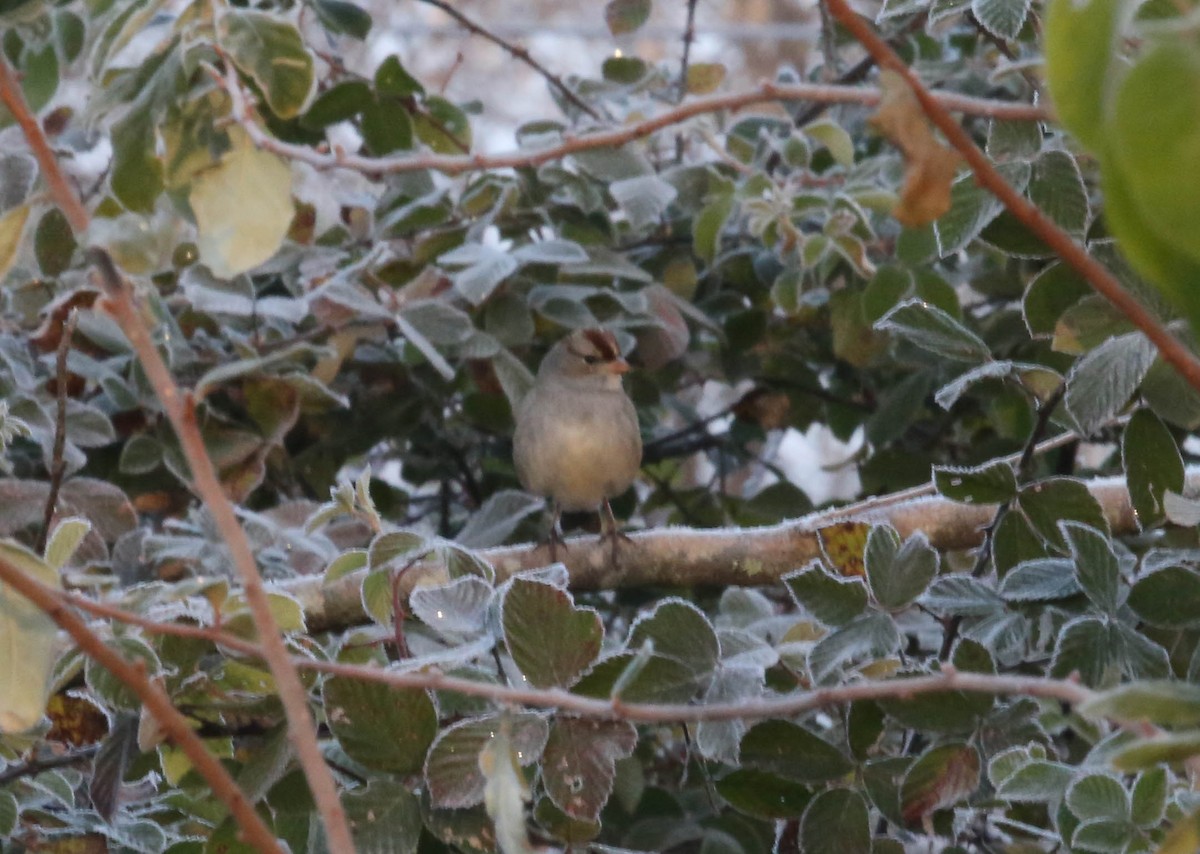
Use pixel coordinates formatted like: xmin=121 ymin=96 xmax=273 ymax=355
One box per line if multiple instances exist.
xmin=512 ymin=328 xmax=642 ymax=560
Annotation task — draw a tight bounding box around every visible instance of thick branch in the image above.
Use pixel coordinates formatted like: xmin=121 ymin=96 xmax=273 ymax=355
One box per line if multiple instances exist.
xmin=0 ymin=556 xmax=284 ymax=854
xmin=822 ymin=0 xmax=1200 ymax=396
xmin=292 ymin=470 xmax=1155 ymax=633
xmin=0 ymin=57 xmax=354 ymax=853
xmin=215 ymin=72 xmax=1048 ymax=177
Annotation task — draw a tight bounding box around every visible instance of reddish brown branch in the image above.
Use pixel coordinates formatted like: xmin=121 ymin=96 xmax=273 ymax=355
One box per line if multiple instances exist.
xmin=0 ymin=57 xmax=355 ymax=853
xmin=0 ymin=556 xmax=284 ymax=853
xmin=214 ymin=67 xmax=1049 ymax=176
xmin=822 ymin=0 xmax=1200 ymax=395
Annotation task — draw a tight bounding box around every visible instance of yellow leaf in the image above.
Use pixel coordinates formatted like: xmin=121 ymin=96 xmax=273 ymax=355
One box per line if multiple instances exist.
xmin=190 ymin=132 xmax=295 ymax=278
xmin=0 ymin=203 xmax=31 ymax=280
xmin=818 ymin=521 xmax=872 ymax=578
xmin=869 ymin=70 xmax=961 ymax=227
xmin=0 ymin=541 xmax=62 ymax=733
xmin=687 ymin=63 xmax=726 ymax=94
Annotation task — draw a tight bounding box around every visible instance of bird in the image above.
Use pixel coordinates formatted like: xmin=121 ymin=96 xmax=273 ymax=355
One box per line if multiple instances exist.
xmin=512 ymin=328 xmax=642 ymax=561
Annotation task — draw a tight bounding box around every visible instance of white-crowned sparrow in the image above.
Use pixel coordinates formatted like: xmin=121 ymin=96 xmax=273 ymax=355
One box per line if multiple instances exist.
xmin=513 ymin=328 xmax=642 ymax=558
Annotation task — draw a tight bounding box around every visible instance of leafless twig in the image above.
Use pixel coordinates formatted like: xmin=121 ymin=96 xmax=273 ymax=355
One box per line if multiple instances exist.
xmin=37 ymin=310 xmax=78 ymax=554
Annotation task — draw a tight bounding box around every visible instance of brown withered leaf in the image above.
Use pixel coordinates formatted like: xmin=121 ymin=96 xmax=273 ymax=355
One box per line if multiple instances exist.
xmin=869 ymin=70 xmax=961 ymax=227
xmin=733 ymin=388 xmax=791 ymax=431
xmin=817 ymin=520 xmax=871 ymax=578
xmin=45 ymin=693 xmax=109 ymax=746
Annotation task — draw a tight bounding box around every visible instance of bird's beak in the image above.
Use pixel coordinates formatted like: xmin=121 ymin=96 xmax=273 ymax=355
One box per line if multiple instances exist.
xmin=607 ymin=358 xmax=631 ymax=375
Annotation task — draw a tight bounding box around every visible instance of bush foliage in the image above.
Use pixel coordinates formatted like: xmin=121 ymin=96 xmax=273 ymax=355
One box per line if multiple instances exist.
xmin=2 ymin=0 xmax=1200 ymax=851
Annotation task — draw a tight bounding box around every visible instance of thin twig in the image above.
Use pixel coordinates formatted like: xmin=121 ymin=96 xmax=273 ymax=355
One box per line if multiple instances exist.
xmin=822 ymin=0 xmax=1200 ymax=396
xmin=212 ymin=66 xmax=1048 ymax=176
xmin=0 ymin=57 xmax=355 ymax=854
xmin=678 ymin=0 xmax=700 ymax=103
xmin=415 ymin=0 xmax=601 ymax=120
xmin=37 ymin=310 xmax=78 ymax=554
xmin=56 ymin=586 xmax=1096 ymax=723
xmin=0 ymin=556 xmax=284 ymax=854
xmin=0 ymin=744 xmax=100 ymax=787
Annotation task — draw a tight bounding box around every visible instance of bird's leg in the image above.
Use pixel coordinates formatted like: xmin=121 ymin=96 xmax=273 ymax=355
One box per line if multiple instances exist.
xmin=597 ymin=499 xmax=632 ymax=563
xmin=545 ymin=502 xmax=568 ymax=563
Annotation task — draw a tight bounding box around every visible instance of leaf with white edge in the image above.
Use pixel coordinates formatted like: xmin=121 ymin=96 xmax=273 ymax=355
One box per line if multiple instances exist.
xmin=609 ymin=175 xmax=678 ymax=230
xmin=511 ymin=240 xmax=589 ymax=266
xmin=1017 ymin=478 xmax=1108 ymax=550
xmin=627 ymin=598 xmax=719 ymax=682
xmin=1049 ymin=617 xmax=1125 ymax=687
xmin=502 ymin=578 xmax=602 ymax=688
xmin=43 ymin=517 xmax=91 ymax=570
xmin=393 ymin=311 xmax=456 ymax=381
xmin=425 ymin=713 xmax=548 ymax=808
xmin=1128 ymin=565 xmax=1200 ymax=629
xmin=0 ymin=541 xmax=60 ymax=732
xmin=1064 ymin=332 xmax=1156 ymax=436
xmin=1131 ymin=767 xmax=1168 ymax=827
xmin=868 ymin=531 xmax=938 ymax=611
xmin=1122 ymin=410 xmax=1184 ymax=530
xmin=933 ymin=161 xmax=1029 ymax=257
xmin=1028 ymin=150 xmax=1089 ymax=241
xmin=456 ymin=490 xmax=544 ymax=548
xmin=741 ymin=720 xmax=855 ymax=784
xmin=1066 ymin=774 xmax=1129 ymax=822
xmin=783 ymin=561 xmax=869 ymax=626
xmin=400 ymin=300 xmax=475 ymax=346
xmin=805 ymin=120 xmax=855 ymax=168
xmin=542 ymin=716 xmax=637 ymax=821
xmin=800 ymin=789 xmax=871 ymax=854
xmin=446 ymin=246 xmax=519 ymax=305
xmin=995 ymin=759 xmax=1076 ymax=801
xmin=322 ymin=676 xmax=436 ymax=773
xmin=85 ymin=635 xmax=159 ymax=711
xmin=410 ymin=575 xmax=494 ymax=636
xmin=972 ymin=0 xmax=1031 ymax=40
xmin=480 ymin=722 xmax=534 ymax=853
xmin=901 ymin=742 xmax=980 ymax=823
xmin=190 ymin=136 xmax=295 ymax=279
xmin=998 ymin=558 xmax=1080 ymax=601
xmin=1110 ymin=733 xmax=1200 ymax=773
xmin=808 ymin=611 xmax=901 ymax=683
xmin=876 ymin=298 xmax=991 ymax=363
xmin=1062 ymin=522 xmax=1122 ymax=615
xmin=0 ymin=789 xmax=16 ymax=837
xmin=920 ymin=575 xmax=1004 ymax=616
xmin=1081 ymin=681 xmax=1200 ymax=728
xmin=934 ymin=460 xmax=1017 ymax=504
xmin=221 ymin=12 xmax=314 ymax=119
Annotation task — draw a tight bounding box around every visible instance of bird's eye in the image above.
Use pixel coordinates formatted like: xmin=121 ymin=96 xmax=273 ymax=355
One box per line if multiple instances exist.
xmin=583 ymin=355 xmax=601 ymax=365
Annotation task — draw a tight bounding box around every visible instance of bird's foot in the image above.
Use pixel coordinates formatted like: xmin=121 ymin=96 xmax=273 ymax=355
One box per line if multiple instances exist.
xmin=598 ymin=500 xmax=632 ymax=565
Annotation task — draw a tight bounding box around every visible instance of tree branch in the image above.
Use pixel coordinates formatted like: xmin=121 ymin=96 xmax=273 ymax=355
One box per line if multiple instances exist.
xmin=212 ymin=68 xmax=1048 ymax=176
xmin=415 ymin=0 xmax=602 ymax=120
xmin=0 ymin=556 xmax=284 ymax=854
xmin=37 ymin=310 xmax=78 ymax=554
xmin=0 ymin=57 xmax=354 ymax=854
xmin=822 ymin=0 xmax=1200 ymax=396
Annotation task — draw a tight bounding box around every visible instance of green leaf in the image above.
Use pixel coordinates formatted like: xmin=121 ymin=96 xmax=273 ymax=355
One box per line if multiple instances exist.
xmin=1043 ymin=0 xmax=1129 ymax=150
xmin=361 ymin=97 xmax=414 ymax=154
xmin=933 ymin=161 xmax=1029 ymax=257
xmin=502 ymin=578 xmax=602 ymax=689
xmin=1122 ymin=409 xmax=1185 ymax=530
xmin=1062 ymin=523 xmax=1121 ymax=615
xmin=300 ymin=80 xmax=372 ymax=129
xmin=1131 ymin=767 xmax=1168 ymax=827
xmin=971 ymin=0 xmax=1031 ymax=39
xmin=994 ymin=758 xmax=1076 ymax=802
xmin=1024 ymin=263 xmax=1092 ymax=336
xmin=34 ymin=208 xmax=75 ymax=276
xmin=609 ymin=174 xmax=677 ymax=230
xmin=110 ymin=110 xmax=163 ymax=213
xmin=43 ymin=517 xmax=90 ymax=570
xmin=85 ymin=634 xmax=159 ymax=711
xmin=998 ymin=558 xmax=1081 ymax=601
xmin=1143 ymin=357 xmax=1200 ymax=429
xmin=1081 ymin=681 xmax=1200 ymax=727
xmin=901 ymin=742 xmax=980 ymax=823
xmin=934 ymin=460 xmax=1017 ymax=504
xmin=920 ymin=575 xmax=1004 ymax=616
xmin=1064 ymin=332 xmax=1156 ymax=436
xmin=322 ymin=676 xmax=436 ymax=773
xmin=783 ymin=561 xmax=869 ymax=626
xmin=222 ymin=12 xmax=314 ymax=119
xmin=693 ymin=192 xmax=733 ymax=265
xmin=1128 ymin=565 xmax=1200 ymax=629
xmin=1110 ymin=731 xmax=1200 ymax=772
xmin=1066 ymin=773 xmax=1129 ymax=822
xmin=867 ymin=531 xmax=938 ymax=611
xmin=456 ymin=490 xmax=542 ymax=548
xmin=715 ymin=768 xmax=813 ymax=820
xmin=808 ymin=612 xmax=900 ymax=683
xmin=0 ymin=541 xmax=60 ymax=732
xmin=311 ymin=0 xmax=372 ymax=39
xmin=541 ymin=717 xmax=637 ymax=821
xmin=1016 ymin=478 xmax=1108 ymax=550
xmin=1029 ymin=150 xmax=1090 ymax=241
xmin=800 ymin=789 xmax=870 ymax=854
xmin=740 ymin=720 xmax=854 ymax=784
xmin=604 ymin=0 xmax=651 ymax=35
xmin=374 ymin=55 xmax=424 ymax=97
xmin=413 ymin=95 xmax=472 ymax=154
xmin=627 ymin=598 xmax=719 ymax=685
xmin=189 ymin=135 xmax=295 ymax=279
xmin=425 ymin=713 xmax=548 ymax=808
xmin=876 ymin=298 xmax=991 ymax=363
